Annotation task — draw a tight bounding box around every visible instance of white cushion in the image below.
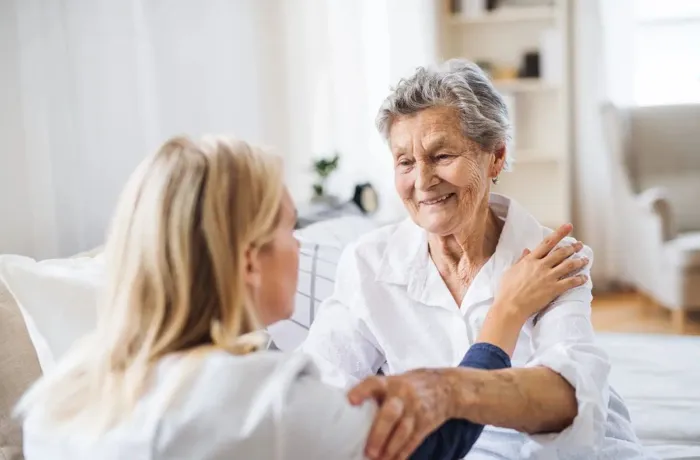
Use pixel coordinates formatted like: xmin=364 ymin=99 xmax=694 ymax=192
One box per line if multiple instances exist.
xmin=0 ymin=255 xmax=104 ymax=372
xmin=664 ymin=232 xmax=700 ymax=270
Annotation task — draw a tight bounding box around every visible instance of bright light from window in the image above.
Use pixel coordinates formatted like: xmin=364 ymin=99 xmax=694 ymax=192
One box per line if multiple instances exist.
xmin=635 ymin=0 xmax=700 ymax=22
xmin=634 ymin=0 xmax=700 ymax=105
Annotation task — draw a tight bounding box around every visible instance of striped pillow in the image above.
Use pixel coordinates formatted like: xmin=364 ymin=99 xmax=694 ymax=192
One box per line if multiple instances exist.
xmin=266 ymin=241 xmax=342 ymax=351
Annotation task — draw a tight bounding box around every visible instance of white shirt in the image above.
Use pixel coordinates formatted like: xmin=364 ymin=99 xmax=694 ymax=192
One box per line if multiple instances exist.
xmin=23 ymin=350 xmax=375 ymax=460
xmin=302 ymin=194 xmax=650 ymax=459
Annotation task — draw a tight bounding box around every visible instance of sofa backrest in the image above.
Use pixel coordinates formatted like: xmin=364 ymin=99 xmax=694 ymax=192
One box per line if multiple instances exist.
xmin=627 ymin=104 xmax=700 ymax=232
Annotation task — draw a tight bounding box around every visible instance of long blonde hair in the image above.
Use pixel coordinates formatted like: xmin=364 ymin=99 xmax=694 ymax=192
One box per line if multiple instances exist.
xmin=16 ymin=135 xmax=284 ymax=433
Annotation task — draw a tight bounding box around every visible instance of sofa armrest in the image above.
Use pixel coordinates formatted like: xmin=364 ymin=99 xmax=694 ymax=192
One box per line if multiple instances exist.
xmin=635 ymin=187 xmax=676 ymax=242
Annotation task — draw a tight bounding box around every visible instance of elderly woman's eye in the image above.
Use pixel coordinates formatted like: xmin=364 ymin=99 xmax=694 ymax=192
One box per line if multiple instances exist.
xmin=397 ymin=158 xmax=413 ymax=167
xmin=435 ymin=153 xmax=452 ymax=161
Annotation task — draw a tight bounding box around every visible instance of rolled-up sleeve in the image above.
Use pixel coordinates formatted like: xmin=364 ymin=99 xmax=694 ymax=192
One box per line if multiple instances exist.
xmin=523 ymin=243 xmax=611 ymax=455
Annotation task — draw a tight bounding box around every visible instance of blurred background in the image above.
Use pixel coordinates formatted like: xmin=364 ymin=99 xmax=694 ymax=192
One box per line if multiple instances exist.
xmin=1 ymin=0 xmax=699 ymax=333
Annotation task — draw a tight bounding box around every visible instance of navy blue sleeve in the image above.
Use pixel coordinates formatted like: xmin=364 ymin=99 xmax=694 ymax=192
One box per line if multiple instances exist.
xmin=409 ymin=343 xmax=511 ymax=460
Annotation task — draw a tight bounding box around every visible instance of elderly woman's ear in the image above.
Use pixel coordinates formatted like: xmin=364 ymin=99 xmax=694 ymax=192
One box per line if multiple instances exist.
xmin=490 ymin=144 xmax=507 ymax=182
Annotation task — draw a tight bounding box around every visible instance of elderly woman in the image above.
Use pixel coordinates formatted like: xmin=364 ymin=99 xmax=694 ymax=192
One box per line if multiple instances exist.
xmin=302 ymin=60 xmax=652 ymax=459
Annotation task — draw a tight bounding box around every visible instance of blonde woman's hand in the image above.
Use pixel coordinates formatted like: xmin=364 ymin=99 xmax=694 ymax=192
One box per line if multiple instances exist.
xmin=494 ymin=223 xmax=589 ymax=324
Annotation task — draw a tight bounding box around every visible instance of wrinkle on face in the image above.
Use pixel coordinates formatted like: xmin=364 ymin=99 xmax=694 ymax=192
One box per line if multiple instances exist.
xmin=389 ymin=106 xmax=495 ymax=237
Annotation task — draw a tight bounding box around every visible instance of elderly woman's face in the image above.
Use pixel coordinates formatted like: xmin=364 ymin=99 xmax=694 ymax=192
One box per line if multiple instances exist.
xmin=389 ymin=106 xmax=502 ymax=235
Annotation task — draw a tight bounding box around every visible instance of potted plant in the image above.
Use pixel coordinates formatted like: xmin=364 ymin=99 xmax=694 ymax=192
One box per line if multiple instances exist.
xmin=311 ymin=152 xmax=340 ymax=202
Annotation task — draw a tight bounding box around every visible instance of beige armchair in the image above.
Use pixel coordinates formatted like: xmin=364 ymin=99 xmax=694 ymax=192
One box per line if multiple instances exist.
xmin=603 ymin=103 xmax=700 ymax=332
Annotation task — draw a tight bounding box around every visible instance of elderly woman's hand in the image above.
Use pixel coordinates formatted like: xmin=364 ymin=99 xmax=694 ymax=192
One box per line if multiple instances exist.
xmin=347 ymin=368 xmax=457 ymax=460
xmin=494 ymin=223 xmax=588 ymax=323
xmin=477 ymin=223 xmax=589 ymax=356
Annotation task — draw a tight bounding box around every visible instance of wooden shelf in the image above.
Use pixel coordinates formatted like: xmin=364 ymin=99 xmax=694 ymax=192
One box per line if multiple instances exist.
xmin=493 ymin=78 xmax=557 ymax=93
xmin=449 ymin=6 xmax=556 ymax=25
xmin=441 ymin=0 xmax=571 ymax=226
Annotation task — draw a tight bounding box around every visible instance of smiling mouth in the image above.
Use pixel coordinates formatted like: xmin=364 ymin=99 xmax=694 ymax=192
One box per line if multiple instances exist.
xmin=419 ymin=193 xmax=455 ymax=205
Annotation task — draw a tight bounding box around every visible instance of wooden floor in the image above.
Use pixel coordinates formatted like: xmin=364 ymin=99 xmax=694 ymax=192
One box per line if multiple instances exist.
xmin=591 ymin=292 xmax=700 ymax=336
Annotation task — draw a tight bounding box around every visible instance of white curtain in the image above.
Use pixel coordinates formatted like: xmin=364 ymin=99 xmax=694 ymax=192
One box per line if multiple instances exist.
xmin=1 ymin=0 xmax=286 ymax=259
xmin=571 ymin=0 xmax=635 ymax=289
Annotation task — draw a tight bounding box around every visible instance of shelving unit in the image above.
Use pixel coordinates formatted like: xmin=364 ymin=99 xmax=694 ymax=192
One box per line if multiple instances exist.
xmin=448 ymin=5 xmax=556 ymax=24
xmin=492 ymin=77 xmax=558 ymax=93
xmin=439 ymin=0 xmax=572 ymax=228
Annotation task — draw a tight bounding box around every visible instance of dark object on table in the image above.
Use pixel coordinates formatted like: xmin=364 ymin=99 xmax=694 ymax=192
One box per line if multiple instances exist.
xmin=486 ymin=0 xmax=499 ymax=10
xmin=295 ymin=182 xmax=379 ymax=229
xmin=519 ymin=51 xmax=540 ymax=78
xmin=352 ymin=183 xmax=379 ymax=214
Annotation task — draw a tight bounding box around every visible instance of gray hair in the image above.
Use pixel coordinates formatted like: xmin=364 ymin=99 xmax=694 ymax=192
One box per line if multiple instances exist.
xmin=376 ymin=59 xmax=513 ymax=170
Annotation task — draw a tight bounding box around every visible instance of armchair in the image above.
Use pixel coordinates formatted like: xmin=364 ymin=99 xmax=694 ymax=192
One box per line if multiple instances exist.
xmin=602 ymin=103 xmax=700 ymax=332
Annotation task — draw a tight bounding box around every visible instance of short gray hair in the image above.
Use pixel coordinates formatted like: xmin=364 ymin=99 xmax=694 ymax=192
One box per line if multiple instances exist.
xmin=376 ymin=59 xmax=512 ymax=170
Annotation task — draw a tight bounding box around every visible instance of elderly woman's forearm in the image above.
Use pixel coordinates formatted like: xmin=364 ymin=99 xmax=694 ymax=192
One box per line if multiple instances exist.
xmin=476 ymin=301 xmax=528 ymax=357
xmin=446 ymin=366 xmax=577 ymax=434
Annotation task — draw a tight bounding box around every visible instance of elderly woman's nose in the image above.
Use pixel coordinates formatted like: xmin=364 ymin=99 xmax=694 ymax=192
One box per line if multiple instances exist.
xmin=414 ymin=162 xmax=437 ymax=191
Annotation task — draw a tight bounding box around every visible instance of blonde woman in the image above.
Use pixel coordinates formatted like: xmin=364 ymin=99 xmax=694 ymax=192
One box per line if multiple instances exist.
xmin=16 ymin=136 xmax=587 ymax=460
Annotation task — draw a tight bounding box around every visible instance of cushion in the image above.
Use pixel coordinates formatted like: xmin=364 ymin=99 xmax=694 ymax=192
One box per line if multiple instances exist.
xmin=0 ymin=255 xmax=104 ymax=373
xmin=0 ymin=277 xmax=41 ymax=460
xmin=664 ymin=232 xmax=700 ymax=270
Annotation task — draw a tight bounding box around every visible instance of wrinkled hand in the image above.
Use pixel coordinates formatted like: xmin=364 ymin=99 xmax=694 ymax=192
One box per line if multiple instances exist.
xmin=347 ymin=369 xmax=454 ymax=460
xmin=495 ymin=223 xmax=589 ymax=322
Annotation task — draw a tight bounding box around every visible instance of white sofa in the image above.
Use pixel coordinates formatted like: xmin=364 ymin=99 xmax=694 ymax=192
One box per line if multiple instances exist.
xmin=603 ymin=103 xmax=700 ymax=331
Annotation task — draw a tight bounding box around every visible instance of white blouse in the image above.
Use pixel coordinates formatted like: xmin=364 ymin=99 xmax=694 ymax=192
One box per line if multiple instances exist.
xmin=301 ymin=194 xmax=641 ymax=459
xmin=23 ymin=351 xmax=375 ymax=460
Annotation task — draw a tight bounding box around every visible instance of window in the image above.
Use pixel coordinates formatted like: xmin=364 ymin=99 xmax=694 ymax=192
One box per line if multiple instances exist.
xmin=634 ymin=0 xmax=700 ymax=105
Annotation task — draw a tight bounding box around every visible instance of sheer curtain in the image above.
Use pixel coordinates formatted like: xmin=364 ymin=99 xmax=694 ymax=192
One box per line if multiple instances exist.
xmin=571 ymin=0 xmax=635 ymax=289
xmin=1 ymin=0 xmax=285 ymax=258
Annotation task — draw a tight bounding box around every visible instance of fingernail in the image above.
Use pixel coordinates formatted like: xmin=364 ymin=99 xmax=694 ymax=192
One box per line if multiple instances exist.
xmin=582 ymin=257 xmax=589 ymax=263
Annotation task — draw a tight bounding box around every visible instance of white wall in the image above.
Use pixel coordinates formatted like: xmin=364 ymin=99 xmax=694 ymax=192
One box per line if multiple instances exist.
xmin=1 ymin=0 xmax=286 ymax=258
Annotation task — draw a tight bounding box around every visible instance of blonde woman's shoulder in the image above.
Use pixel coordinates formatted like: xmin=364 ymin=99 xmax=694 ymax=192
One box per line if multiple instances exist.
xmin=154 ymin=349 xmax=317 ymax=424
xmin=154 ymin=349 xmax=373 ymax=460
